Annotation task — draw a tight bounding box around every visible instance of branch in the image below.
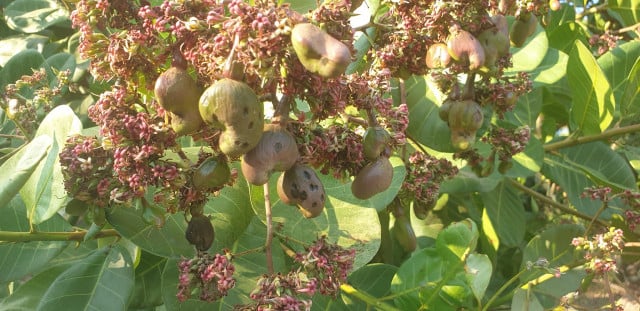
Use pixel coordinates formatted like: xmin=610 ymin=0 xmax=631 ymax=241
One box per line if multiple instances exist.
xmin=543 ymin=123 xmax=640 ymax=152
xmin=507 ymin=178 xmax=608 ymax=227
xmin=264 ymin=183 xmax=274 ymax=274
xmin=576 ymin=3 xmax=607 ymax=19
xmin=0 ymin=229 xmax=120 ymax=243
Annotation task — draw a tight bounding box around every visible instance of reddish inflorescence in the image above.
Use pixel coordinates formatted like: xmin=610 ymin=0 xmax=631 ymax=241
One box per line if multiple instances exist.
xmin=177 ymin=251 xmax=236 ymax=302
xmin=402 ymin=152 xmax=459 ymax=206
xmin=572 ymin=228 xmax=625 ymax=275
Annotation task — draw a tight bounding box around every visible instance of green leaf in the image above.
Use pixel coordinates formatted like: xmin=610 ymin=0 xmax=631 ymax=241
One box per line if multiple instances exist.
xmin=542 ymin=141 xmax=638 ymax=218
xmin=512 ymin=288 xmax=544 ymax=311
xmin=0 ymin=135 xmax=51 ymax=207
xmin=3 ymin=0 xmax=69 ymax=34
xmin=391 ymin=248 xmax=443 ymax=310
xmin=528 ymin=48 xmax=569 ymax=87
xmin=546 ymin=22 xmax=589 ymax=54
xmin=608 ymin=0 xmax=640 ymax=27
xmin=504 ymin=88 xmax=543 ymax=128
xmin=326 ymin=156 xmax=406 ymax=212
xmin=509 ymin=18 xmax=549 ymax=73
xmin=508 ymin=136 xmax=544 ymax=177
xmin=597 ymin=41 xmax=640 ymax=117
xmin=435 ymin=219 xmax=478 ymax=263
xmin=0 ymin=49 xmax=48 ymax=89
xmin=0 ymin=34 xmax=48 ymax=67
xmin=37 ymin=245 xmax=135 ymax=311
xmin=404 ymin=75 xmax=455 ymax=152
xmin=107 ymin=206 xmax=195 ymax=259
xmin=0 ymin=196 xmax=71 ymax=283
xmin=346 ymin=27 xmax=376 ymax=75
xmin=621 ymin=57 xmax=640 ymax=118
xmin=0 ymin=263 xmax=72 ymax=311
xmin=479 ymin=179 xmax=526 ymax=247
xmin=440 ymin=167 xmax=502 ymax=194
xmin=567 ymin=40 xmax=615 ymax=135
xmin=342 ymin=263 xmax=397 ymax=309
xmin=284 ymin=0 xmax=317 ymax=13
xmin=128 ymin=251 xmax=166 ymax=309
xmin=519 ymin=224 xmax=587 ymax=309
xmin=464 ymin=253 xmax=492 ymax=302
xmin=21 ymin=105 xmax=83 ymax=224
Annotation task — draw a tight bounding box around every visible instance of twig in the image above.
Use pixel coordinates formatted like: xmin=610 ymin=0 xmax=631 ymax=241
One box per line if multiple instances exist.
xmin=0 ymin=229 xmax=120 ymax=243
xmin=264 ymin=183 xmax=274 ymax=274
xmin=507 ymin=178 xmax=608 ymax=227
xmin=576 ymin=3 xmax=607 ymax=19
xmin=543 ymin=123 xmax=640 ymax=152
xmin=340 ymin=284 xmax=402 ymax=311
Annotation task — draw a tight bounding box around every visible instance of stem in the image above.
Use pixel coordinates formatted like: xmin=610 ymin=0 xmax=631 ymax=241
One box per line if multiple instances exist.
xmin=264 ymin=183 xmax=274 ymax=274
xmin=576 ymin=3 xmax=607 ymax=19
xmin=585 ymin=202 xmax=608 ymax=236
xmin=232 ymin=246 xmax=265 ymax=257
xmin=0 ymin=229 xmax=120 ymax=243
xmin=543 ymin=123 xmax=640 ymax=152
xmin=507 ymin=179 xmax=608 ymax=227
xmin=624 ymin=242 xmax=640 ymax=248
xmin=0 ymin=134 xmax=26 ymax=139
xmin=603 ymin=275 xmax=617 ymax=310
xmin=614 ymin=21 xmax=640 ymax=35
xmin=377 ymin=209 xmax=394 ymax=264
xmin=274 ymin=231 xmax=307 ymax=247
xmin=482 ymin=269 xmax=528 ymax=311
xmin=340 ymin=284 xmax=402 ymax=311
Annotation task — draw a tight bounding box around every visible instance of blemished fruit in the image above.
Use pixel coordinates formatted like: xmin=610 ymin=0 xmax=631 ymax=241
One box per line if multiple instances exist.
xmin=199 ymin=78 xmax=264 ymax=157
xmin=154 ymin=66 xmax=201 ymax=115
xmin=447 ymin=26 xmax=485 ymax=70
xmin=185 ymin=214 xmax=214 ymax=252
xmin=477 ymin=26 xmax=509 ymax=69
xmin=192 ymin=156 xmax=231 ymax=190
xmin=510 ymin=12 xmax=538 ymax=47
xmin=363 ymin=126 xmax=391 ymax=161
xmin=351 ymin=156 xmax=393 ymax=200
xmin=425 ymin=43 xmax=452 ymax=69
xmin=277 ymin=164 xmax=326 ymax=218
xmin=291 ymin=23 xmax=352 ymax=78
xmin=241 ymin=124 xmax=299 ymax=185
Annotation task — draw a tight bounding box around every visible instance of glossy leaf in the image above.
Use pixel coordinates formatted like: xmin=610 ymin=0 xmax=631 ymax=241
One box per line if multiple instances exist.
xmin=520 ymin=224 xmax=584 ymax=279
xmin=107 ymin=206 xmax=195 ymax=259
xmin=37 ymin=245 xmax=135 ymax=311
xmin=342 ymin=263 xmax=397 ymax=310
xmin=542 ymin=141 xmax=638 ymax=218
xmin=509 ymin=18 xmax=549 ymax=73
xmin=440 ymin=167 xmax=502 ymax=194
xmin=464 ymin=253 xmax=492 ymax=302
xmin=512 ymin=288 xmax=544 ymax=311
xmin=503 ymin=88 xmax=543 ymax=127
xmin=0 ymin=34 xmax=48 ymax=66
xmin=0 ymin=49 xmax=49 ymax=89
xmin=621 ymin=56 xmax=640 ymax=118
xmin=508 ymin=136 xmax=544 ymax=177
xmin=404 ymin=75 xmax=455 ymax=152
xmin=285 ymin=0 xmax=317 ymax=13
xmin=479 ymin=179 xmax=526 ymax=248
xmin=435 ymin=219 xmax=478 ymax=263
xmin=4 ymin=0 xmax=69 ymax=34
xmin=21 ymin=105 xmax=82 ymax=224
xmin=608 ymin=0 xmax=640 ymax=27
xmin=545 ymin=22 xmax=588 ymax=54
xmin=0 ymin=196 xmax=71 ymax=283
xmin=391 ymin=248 xmax=443 ymax=310
xmin=567 ymin=40 xmax=615 ymax=135
xmin=0 ymin=263 xmax=72 ymax=311
xmin=347 ymin=27 xmax=376 ymax=75
xmin=597 ymin=41 xmax=640 ymax=116
xmin=128 ymin=251 xmax=166 ymax=309
xmin=0 ymin=135 xmax=51 ymax=207
xmin=528 ymin=48 xmax=569 ymax=87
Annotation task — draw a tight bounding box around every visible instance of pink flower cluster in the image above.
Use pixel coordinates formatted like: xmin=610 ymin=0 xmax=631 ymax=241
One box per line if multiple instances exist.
xmin=177 ymin=252 xmax=236 ymax=302
xmin=572 ymin=228 xmax=625 ymax=275
xmin=402 ymin=151 xmax=459 ymax=206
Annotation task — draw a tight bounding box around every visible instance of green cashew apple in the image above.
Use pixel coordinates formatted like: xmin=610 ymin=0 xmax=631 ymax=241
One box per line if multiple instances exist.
xmin=510 ymin=12 xmax=538 ymax=47
xmin=169 ymin=111 xmax=203 ymax=136
xmin=192 ymin=156 xmax=231 ymax=190
xmin=363 ymin=126 xmax=391 ymax=161
xmin=154 ymin=66 xmax=202 ymax=115
xmin=185 ymin=214 xmax=214 ymax=252
xmin=447 ymin=100 xmax=484 ymax=151
xmin=277 ymin=164 xmax=326 ymax=218
xmin=477 ymin=26 xmax=509 ymax=70
xmin=425 ymin=43 xmax=452 ymax=69
xmin=392 ymin=213 xmax=417 ymax=252
xmin=241 ymin=124 xmax=299 ymax=185
xmin=291 ymin=23 xmax=352 ymax=78
xmin=351 ymin=156 xmax=393 ymax=200
xmin=199 ymin=78 xmax=264 ymax=157
xmin=447 ymin=26 xmax=485 ymax=70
